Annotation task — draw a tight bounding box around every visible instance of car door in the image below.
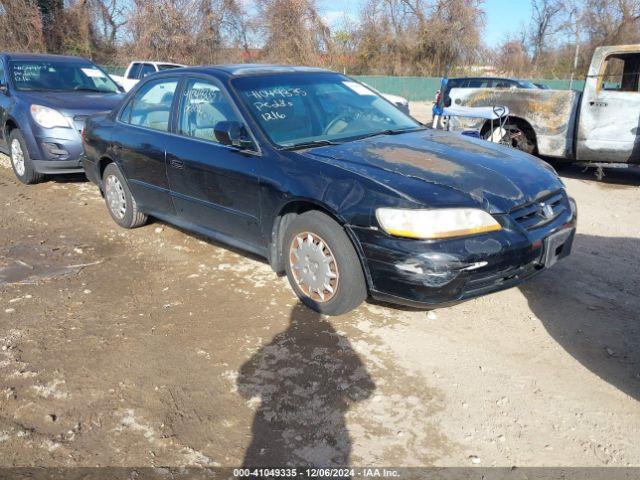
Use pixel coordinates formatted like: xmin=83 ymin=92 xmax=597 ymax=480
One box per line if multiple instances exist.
xmin=577 ymin=52 xmax=640 ymax=164
xmin=113 ymin=77 xmax=179 ymax=215
xmin=165 ymin=77 xmax=263 ymax=248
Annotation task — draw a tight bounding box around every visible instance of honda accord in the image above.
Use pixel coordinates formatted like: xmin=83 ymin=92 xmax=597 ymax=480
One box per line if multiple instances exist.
xmin=82 ymin=65 xmax=577 ymax=315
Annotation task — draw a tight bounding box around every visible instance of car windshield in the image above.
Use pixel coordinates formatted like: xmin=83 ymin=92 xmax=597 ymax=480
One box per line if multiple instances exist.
xmin=9 ymin=60 xmax=120 ymax=93
xmin=232 ymin=73 xmax=421 ymax=148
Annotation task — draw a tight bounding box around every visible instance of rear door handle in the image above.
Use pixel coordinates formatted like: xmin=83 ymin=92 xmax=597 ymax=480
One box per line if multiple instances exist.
xmin=589 ymin=101 xmax=608 ymax=107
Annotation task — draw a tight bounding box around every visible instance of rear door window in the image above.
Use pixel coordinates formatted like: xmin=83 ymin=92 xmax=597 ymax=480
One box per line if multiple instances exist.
xmin=121 ymin=78 xmax=178 ymax=132
xmin=178 ymin=79 xmax=242 ymax=143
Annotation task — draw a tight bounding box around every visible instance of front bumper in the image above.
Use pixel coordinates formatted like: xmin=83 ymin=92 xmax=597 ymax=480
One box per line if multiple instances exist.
xmin=351 ymin=197 xmax=577 ymax=308
xmin=32 ymin=159 xmax=84 ymax=174
xmin=28 ymin=119 xmax=86 ymax=175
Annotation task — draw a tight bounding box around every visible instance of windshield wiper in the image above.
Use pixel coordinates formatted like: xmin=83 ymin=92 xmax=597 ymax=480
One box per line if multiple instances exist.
xmin=73 ymin=87 xmax=113 ymax=93
xmin=280 ymin=139 xmax=341 ymax=151
xmin=353 ymin=126 xmax=426 ymax=141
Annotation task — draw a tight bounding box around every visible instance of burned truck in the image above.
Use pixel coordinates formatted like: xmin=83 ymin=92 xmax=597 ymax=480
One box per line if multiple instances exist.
xmin=443 ymin=45 xmax=640 ymax=170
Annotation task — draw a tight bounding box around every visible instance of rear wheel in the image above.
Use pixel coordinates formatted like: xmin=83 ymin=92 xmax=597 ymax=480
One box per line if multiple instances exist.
xmin=283 ymin=211 xmax=367 ymax=316
xmin=102 ymin=163 xmax=147 ymax=228
xmin=9 ymin=129 xmax=44 ymax=184
xmin=484 ymin=122 xmax=536 ymax=154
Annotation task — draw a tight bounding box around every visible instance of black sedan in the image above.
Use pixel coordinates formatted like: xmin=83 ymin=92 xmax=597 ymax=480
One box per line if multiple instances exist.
xmin=82 ymin=65 xmax=577 ymax=315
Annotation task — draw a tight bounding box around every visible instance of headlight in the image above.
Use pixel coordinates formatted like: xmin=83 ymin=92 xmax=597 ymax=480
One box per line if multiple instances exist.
xmin=376 ymin=208 xmax=502 ymax=240
xmin=30 ymin=105 xmax=71 ymax=129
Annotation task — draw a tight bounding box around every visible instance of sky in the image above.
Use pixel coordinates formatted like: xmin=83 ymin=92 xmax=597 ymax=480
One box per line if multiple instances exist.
xmin=320 ymin=0 xmax=535 ymax=47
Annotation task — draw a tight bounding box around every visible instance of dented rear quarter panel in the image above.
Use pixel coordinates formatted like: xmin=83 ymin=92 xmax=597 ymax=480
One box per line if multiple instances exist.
xmin=447 ymin=87 xmax=581 ymax=158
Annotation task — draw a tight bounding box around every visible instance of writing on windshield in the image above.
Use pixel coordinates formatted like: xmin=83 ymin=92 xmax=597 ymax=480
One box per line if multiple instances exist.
xmin=10 ymin=61 xmax=119 ymax=93
xmin=234 ymin=73 xmax=419 ymax=146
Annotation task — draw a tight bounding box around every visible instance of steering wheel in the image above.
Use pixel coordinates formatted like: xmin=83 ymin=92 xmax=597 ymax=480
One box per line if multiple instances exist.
xmin=323 ymin=113 xmax=357 ymax=136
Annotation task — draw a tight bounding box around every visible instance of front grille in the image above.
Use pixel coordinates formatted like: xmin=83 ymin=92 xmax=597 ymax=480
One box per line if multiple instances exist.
xmin=510 ymin=191 xmax=567 ymax=231
xmin=73 ymin=115 xmax=88 ymax=134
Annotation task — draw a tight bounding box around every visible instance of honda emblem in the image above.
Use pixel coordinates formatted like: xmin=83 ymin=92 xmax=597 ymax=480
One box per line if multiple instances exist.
xmin=540 ymin=203 xmax=554 ymax=219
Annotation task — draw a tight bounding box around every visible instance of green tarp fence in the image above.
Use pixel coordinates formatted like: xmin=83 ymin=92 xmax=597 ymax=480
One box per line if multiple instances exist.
xmin=353 ymin=76 xmax=586 ymax=101
xmin=100 ymin=65 xmax=585 ymax=102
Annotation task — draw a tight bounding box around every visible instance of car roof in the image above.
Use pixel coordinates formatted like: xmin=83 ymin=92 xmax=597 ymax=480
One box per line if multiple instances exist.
xmin=1 ymin=52 xmax=90 ymax=62
xmin=448 ymin=76 xmax=521 ymax=82
xmin=130 ymin=61 xmax=186 ymax=67
xmin=166 ymin=64 xmax=333 ymax=78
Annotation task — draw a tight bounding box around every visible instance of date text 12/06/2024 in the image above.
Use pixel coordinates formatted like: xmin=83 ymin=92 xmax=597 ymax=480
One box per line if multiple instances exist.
xmin=233 ymin=468 xmax=401 ymax=477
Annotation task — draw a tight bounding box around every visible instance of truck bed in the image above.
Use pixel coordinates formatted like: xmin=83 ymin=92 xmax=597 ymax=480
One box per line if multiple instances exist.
xmin=447 ymin=88 xmax=582 ymax=158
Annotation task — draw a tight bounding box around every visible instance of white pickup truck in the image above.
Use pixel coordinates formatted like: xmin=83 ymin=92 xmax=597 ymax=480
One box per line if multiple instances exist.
xmin=111 ymin=61 xmax=185 ymax=92
xmin=444 ymin=44 xmax=640 ymax=170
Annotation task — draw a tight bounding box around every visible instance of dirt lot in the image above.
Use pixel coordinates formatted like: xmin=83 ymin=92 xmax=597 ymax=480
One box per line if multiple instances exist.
xmin=0 ymin=113 xmax=639 ymax=467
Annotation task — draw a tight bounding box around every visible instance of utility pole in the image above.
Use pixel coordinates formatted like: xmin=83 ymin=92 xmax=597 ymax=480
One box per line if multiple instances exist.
xmin=569 ymin=5 xmax=580 ymax=91
xmin=569 ymin=42 xmax=580 ymax=90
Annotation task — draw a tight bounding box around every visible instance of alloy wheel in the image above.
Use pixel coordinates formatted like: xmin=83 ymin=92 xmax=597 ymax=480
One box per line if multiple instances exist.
xmin=11 ymin=139 xmax=25 ymax=177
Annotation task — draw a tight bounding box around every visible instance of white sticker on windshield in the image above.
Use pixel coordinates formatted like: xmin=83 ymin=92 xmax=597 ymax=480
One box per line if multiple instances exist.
xmin=81 ymin=68 xmax=106 ymax=78
xmin=343 ymin=81 xmax=376 ymax=96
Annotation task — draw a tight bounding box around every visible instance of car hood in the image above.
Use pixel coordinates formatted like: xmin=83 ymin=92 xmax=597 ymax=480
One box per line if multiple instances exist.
xmin=304 ymin=129 xmax=564 ymax=213
xmin=20 ymin=91 xmax=124 ymax=116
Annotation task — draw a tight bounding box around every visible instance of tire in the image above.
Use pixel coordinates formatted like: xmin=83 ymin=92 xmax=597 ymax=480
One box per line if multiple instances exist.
xmin=484 ymin=122 xmax=536 ymax=154
xmin=9 ymin=129 xmax=45 ymax=185
xmin=283 ymin=210 xmax=367 ymax=316
xmin=102 ymin=163 xmax=147 ymax=228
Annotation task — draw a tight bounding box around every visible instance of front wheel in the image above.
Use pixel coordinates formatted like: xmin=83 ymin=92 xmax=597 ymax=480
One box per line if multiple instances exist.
xmin=284 ymin=211 xmax=367 ymax=316
xmin=9 ymin=129 xmax=44 ymax=184
xmin=102 ymin=163 xmax=147 ymax=228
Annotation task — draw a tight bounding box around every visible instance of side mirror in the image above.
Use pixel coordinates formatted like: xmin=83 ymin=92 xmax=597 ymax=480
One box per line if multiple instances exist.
xmin=0 ymin=83 xmax=8 ymax=95
xmin=214 ymin=121 xmax=254 ymax=150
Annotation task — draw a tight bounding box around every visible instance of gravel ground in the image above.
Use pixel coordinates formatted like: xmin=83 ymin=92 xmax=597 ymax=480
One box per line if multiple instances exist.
xmin=0 ymin=119 xmax=639 ymax=467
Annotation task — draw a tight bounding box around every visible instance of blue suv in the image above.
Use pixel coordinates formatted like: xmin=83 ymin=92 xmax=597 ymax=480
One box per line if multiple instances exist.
xmin=0 ymin=53 xmax=123 ymax=184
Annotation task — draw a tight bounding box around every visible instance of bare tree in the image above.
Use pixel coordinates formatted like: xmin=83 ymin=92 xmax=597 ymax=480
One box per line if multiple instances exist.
xmin=495 ymin=37 xmax=532 ymax=76
xmin=0 ymin=0 xmax=45 ymax=52
xmin=255 ymin=0 xmax=331 ymax=65
xmin=582 ymin=0 xmax=640 ymax=46
xmin=529 ymin=0 xmax=567 ymax=66
xmin=194 ymin=0 xmax=247 ymax=63
xmin=127 ymin=0 xmax=199 ymax=63
xmin=353 ymin=0 xmax=484 ymax=75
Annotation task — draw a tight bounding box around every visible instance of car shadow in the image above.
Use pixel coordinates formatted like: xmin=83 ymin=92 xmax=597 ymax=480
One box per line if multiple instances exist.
xmin=46 ymin=172 xmax=88 ymax=184
xmin=156 ymin=220 xmax=269 ymax=265
xmin=519 ymin=233 xmax=640 ymax=401
xmin=546 ymin=160 xmax=640 ymax=186
xmin=236 ymin=303 xmax=376 ymax=467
